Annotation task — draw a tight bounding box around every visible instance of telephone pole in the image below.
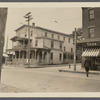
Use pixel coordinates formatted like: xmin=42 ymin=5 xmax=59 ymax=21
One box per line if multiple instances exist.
xmin=24 ymin=12 xmax=33 ymax=67
xmin=74 ymin=28 xmax=77 ymax=71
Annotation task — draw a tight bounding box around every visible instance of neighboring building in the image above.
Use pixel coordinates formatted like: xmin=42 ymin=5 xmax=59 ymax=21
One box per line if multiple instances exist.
xmin=78 ymin=7 xmax=100 ymax=70
xmin=7 ymin=23 xmax=74 ymax=65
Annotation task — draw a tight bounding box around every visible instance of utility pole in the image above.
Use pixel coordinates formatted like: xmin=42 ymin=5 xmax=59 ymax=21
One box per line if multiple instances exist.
xmin=74 ymin=28 xmax=77 ymax=71
xmin=24 ymin=12 xmax=33 ymax=67
xmin=0 ymin=8 xmax=7 ymax=82
xmin=6 ymin=36 xmax=8 ymax=52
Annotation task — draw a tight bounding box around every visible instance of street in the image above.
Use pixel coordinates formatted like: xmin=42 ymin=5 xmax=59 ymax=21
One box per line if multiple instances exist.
xmin=1 ymin=64 xmax=100 ymax=92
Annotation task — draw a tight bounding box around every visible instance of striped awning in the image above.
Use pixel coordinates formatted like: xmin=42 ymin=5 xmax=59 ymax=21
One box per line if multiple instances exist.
xmin=82 ymin=48 xmax=100 ymax=57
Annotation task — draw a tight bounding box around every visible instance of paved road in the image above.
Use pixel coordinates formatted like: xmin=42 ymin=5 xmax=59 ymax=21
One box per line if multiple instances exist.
xmin=1 ymin=65 xmax=100 ymax=92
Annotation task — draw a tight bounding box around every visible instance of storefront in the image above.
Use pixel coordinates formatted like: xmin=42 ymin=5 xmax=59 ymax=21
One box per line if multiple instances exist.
xmin=77 ymin=39 xmax=100 ymax=70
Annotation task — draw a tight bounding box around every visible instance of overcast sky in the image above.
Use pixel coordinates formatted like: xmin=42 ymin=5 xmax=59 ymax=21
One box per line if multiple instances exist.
xmin=4 ymin=7 xmax=82 ymax=50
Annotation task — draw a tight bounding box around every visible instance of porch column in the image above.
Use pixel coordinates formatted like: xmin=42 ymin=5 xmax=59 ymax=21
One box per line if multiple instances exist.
xmin=42 ymin=51 xmax=44 ymax=64
xmin=34 ymin=50 xmax=37 ymax=65
xmin=18 ymin=50 xmax=20 ymax=64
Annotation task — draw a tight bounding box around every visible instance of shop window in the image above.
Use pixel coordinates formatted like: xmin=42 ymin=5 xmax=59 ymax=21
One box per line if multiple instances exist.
xmin=89 ymin=27 xmax=95 ymax=38
xmin=59 ymin=53 xmax=62 ymax=60
xmin=89 ymin=9 xmax=94 ymax=20
xmin=51 ymin=53 xmax=53 ymax=60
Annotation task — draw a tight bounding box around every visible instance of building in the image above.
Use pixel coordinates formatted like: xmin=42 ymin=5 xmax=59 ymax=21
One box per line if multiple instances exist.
xmin=7 ymin=23 xmax=74 ymax=65
xmin=78 ymin=7 xmax=100 ymax=70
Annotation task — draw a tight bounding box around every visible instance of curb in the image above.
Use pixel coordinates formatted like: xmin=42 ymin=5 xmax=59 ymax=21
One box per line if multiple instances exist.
xmin=58 ymin=69 xmax=100 ymax=75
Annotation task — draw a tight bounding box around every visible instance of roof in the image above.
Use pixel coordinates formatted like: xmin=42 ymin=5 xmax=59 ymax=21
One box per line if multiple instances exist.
xmin=77 ymin=38 xmax=100 ymax=44
xmin=15 ymin=24 xmax=73 ymax=38
xmin=11 ymin=36 xmax=32 ymax=41
xmin=35 ymin=26 xmax=73 ymax=38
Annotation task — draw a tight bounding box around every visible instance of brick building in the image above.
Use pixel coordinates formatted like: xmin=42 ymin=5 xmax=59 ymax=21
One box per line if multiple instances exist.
xmin=7 ymin=23 xmax=74 ymax=65
xmin=78 ymin=7 xmax=100 ymax=70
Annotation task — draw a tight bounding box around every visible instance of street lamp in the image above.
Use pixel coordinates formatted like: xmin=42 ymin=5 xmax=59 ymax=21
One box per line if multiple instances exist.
xmin=24 ymin=12 xmax=33 ymax=67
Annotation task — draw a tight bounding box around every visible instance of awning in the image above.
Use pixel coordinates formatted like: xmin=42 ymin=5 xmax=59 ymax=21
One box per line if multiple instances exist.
xmin=82 ymin=48 xmax=100 ymax=57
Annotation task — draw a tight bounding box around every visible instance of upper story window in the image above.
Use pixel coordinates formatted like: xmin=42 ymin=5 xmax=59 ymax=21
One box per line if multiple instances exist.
xmin=52 ymin=34 xmax=54 ymax=38
xmin=89 ymin=9 xmax=94 ymax=20
xmin=60 ymin=42 xmax=62 ymax=49
xmin=31 ymin=31 xmax=33 ymax=37
xmin=51 ymin=41 xmax=54 ymax=48
xmin=45 ymin=32 xmax=47 ymax=37
xmin=35 ymin=40 xmax=38 ymax=46
xmin=63 ymin=37 xmax=65 ymax=41
xmin=58 ymin=35 xmax=60 ymax=39
xmin=68 ymin=38 xmax=70 ymax=43
xmin=71 ymin=48 xmax=73 ymax=52
xmin=64 ymin=46 xmax=66 ymax=51
xmin=25 ymin=34 xmax=27 ymax=37
xmin=89 ymin=27 xmax=95 ymax=38
xmin=59 ymin=53 xmax=62 ymax=60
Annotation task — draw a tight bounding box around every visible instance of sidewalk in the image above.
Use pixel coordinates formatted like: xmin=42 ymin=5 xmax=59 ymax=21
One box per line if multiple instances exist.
xmin=58 ymin=64 xmax=100 ymax=75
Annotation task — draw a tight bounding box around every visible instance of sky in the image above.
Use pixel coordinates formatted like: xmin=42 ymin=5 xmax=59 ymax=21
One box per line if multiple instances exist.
xmin=4 ymin=7 xmax=82 ymax=50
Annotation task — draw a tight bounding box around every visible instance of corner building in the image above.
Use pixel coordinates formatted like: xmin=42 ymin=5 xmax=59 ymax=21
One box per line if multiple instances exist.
xmin=78 ymin=7 xmax=100 ymax=70
xmin=9 ymin=23 xmax=74 ymax=65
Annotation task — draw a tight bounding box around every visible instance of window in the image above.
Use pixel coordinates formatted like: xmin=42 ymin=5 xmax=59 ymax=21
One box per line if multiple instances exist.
xmin=60 ymin=42 xmax=62 ymax=49
xmin=59 ymin=53 xmax=62 ymax=60
xmin=24 ymin=51 xmax=26 ymax=58
xmin=89 ymin=9 xmax=94 ymax=20
xmin=30 ymin=52 xmax=32 ymax=59
xmin=52 ymin=34 xmax=54 ymax=38
xmin=89 ymin=27 xmax=95 ymax=38
xmin=25 ymin=34 xmax=27 ymax=37
xmin=51 ymin=53 xmax=53 ymax=60
xmin=58 ymin=35 xmax=60 ymax=39
xmin=51 ymin=41 xmax=54 ymax=48
xmin=35 ymin=40 xmax=38 ymax=46
xmin=45 ymin=32 xmax=47 ymax=37
xmin=31 ymin=31 xmax=33 ymax=37
xmin=20 ymin=52 xmax=22 ymax=58
xmin=68 ymin=38 xmax=70 ymax=43
xmin=71 ymin=48 xmax=73 ymax=52
xmin=63 ymin=37 xmax=65 ymax=41
xmin=64 ymin=46 xmax=66 ymax=51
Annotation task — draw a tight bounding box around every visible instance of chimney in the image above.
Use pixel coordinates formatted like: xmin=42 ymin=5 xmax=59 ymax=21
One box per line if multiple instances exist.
xmin=32 ymin=23 xmax=35 ymax=27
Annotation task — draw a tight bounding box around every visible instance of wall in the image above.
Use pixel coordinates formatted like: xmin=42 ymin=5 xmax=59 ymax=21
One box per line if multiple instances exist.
xmin=82 ymin=8 xmax=100 ymax=39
